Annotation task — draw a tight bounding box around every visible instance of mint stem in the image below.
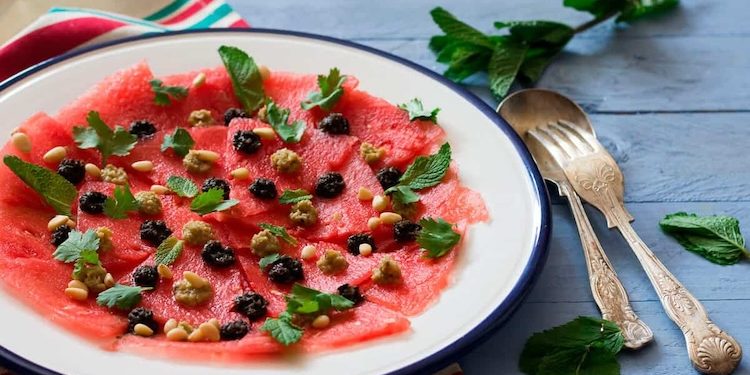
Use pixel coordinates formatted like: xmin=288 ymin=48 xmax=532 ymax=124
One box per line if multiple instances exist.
xmin=573 ymin=11 xmax=619 ymax=34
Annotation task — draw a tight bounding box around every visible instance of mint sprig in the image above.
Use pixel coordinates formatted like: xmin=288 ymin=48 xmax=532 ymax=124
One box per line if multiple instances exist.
xmin=3 ymin=155 xmax=77 ymax=216
xmin=260 ymin=312 xmax=303 ymax=346
xmin=259 ymin=223 xmax=297 ymax=245
xmin=386 ymin=142 xmax=451 ymax=206
xmin=190 ymin=188 xmax=239 ymax=215
xmin=96 ymin=284 xmax=150 ymax=310
xmin=103 ymin=184 xmax=138 ymax=219
xmin=259 ymin=253 xmax=282 ymax=270
xmin=659 ymin=212 xmax=749 ymax=265
xmin=418 ymin=217 xmax=461 ymax=258
xmin=398 ymin=98 xmax=440 ymax=123
xmin=161 ymin=128 xmax=195 ymax=158
xmin=278 ymin=189 xmax=312 ymax=204
xmin=73 ymin=111 xmax=137 ymax=166
xmin=150 ymin=79 xmax=188 ymax=106
xmin=265 ymin=99 xmax=305 ymax=143
xmin=154 ymin=236 xmax=185 ymax=265
xmin=301 ymin=68 xmax=346 ymax=111
xmin=166 ymin=175 xmax=198 ymax=198
xmin=218 ymin=45 xmax=265 ymax=112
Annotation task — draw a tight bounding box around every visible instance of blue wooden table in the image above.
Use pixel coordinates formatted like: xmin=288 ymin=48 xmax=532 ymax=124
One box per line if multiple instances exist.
xmin=227 ymin=1 xmax=750 ymax=373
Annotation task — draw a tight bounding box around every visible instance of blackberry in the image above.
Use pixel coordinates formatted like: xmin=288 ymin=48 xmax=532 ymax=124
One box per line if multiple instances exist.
xmin=220 ymin=320 xmax=250 ymax=341
xmin=132 ymin=265 xmax=159 ymax=288
xmin=79 ymin=191 xmax=107 ymax=214
xmin=201 ymin=177 xmax=231 ymax=200
xmin=224 ymin=107 xmax=250 ymax=126
xmin=267 ymin=256 xmax=304 ymax=284
xmin=56 ymin=159 xmax=85 ymax=184
xmin=232 ymin=130 xmax=262 ymax=154
xmin=127 ymin=307 xmax=158 ymax=334
xmin=50 ymin=225 xmax=72 ymax=247
xmin=318 ymin=113 xmax=350 ymax=135
xmin=249 ymin=178 xmax=277 ymax=200
xmin=376 ymin=167 xmax=401 ymax=190
xmin=129 ymin=120 xmax=157 ymax=140
xmin=139 ymin=220 xmax=172 ymax=247
xmin=346 ymin=233 xmax=376 ymax=255
xmin=337 ymin=283 xmax=364 ymax=305
xmin=393 ymin=219 xmax=422 ymax=243
xmin=315 ymin=172 xmax=345 ymax=198
xmin=201 ymin=240 xmax=236 ymax=268
xmin=233 ymin=292 xmax=268 ymax=320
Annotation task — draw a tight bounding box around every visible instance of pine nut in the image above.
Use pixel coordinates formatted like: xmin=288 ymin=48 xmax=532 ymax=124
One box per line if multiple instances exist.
xmin=150 ymin=184 xmax=170 ymax=195
xmin=85 ymin=163 xmax=101 ymax=178
xmin=65 ymin=287 xmax=88 ymax=301
xmin=259 ymin=65 xmax=271 ymax=80
xmin=183 ymin=271 xmax=206 ymax=288
xmin=380 ymin=212 xmax=402 ymax=224
xmin=134 ymin=323 xmax=154 ymax=337
xmin=167 ymin=327 xmax=188 ymax=341
xmin=188 ymin=328 xmax=205 ymax=342
xmin=199 ymin=322 xmax=220 ymax=342
xmin=252 ymin=127 xmax=276 ymax=140
xmin=164 ymin=319 xmax=178 ymax=333
xmin=104 ymin=273 xmax=115 ymax=288
xmin=65 ymin=219 xmax=76 ymax=229
xmin=67 ymin=280 xmax=88 ymax=291
xmin=367 ymin=217 xmax=382 ymax=230
xmin=372 ymin=195 xmax=389 ymax=212
xmin=359 ymin=243 xmax=373 ymax=256
xmin=192 ymin=72 xmax=206 ymax=88
xmin=209 ymin=318 xmax=220 ymax=330
xmin=158 ymin=264 xmax=173 ymax=279
xmin=195 ymin=150 xmax=219 ymax=162
xmin=230 ymin=167 xmax=250 ymax=180
xmin=11 ymin=133 xmax=31 ymax=153
xmin=312 ymin=314 xmax=330 ymax=329
xmin=131 ymin=160 xmax=154 ymax=172
xmin=43 ymin=146 xmax=67 ymax=164
xmin=48 ymin=215 xmax=70 ymax=231
xmin=300 ymin=245 xmax=317 ymax=260
xmin=357 ymin=187 xmax=373 ymax=201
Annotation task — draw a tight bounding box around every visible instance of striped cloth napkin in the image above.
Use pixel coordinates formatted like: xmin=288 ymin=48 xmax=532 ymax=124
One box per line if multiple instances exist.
xmin=0 ymin=1 xmax=465 ymax=374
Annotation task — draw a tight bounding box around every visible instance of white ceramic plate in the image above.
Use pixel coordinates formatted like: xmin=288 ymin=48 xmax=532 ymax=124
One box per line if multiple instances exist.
xmin=0 ymin=30 xmax=550 ymax=375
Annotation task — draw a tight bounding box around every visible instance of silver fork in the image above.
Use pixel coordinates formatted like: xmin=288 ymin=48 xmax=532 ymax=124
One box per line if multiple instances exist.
xmin=529 ymin=119 xmax=742 ymax=375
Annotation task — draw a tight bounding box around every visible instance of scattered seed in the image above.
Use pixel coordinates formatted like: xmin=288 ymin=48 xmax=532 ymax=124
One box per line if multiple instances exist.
xmin=11 ymin=133 xmax=31 ymax=153
xmin=164 ymin=318 xmax=178 ymax=333
xmin=104 ymin=273 xmax=115 ymax=288
xmin=259 ymin=65 xmax=271 ymax=80
xmin=84 ymin=163 xmax=101 ymax=178
xmin=183 ymin=271 xmax=206 ymax=288
xmin=158 ymin=264 xmax=173 ymax=279
xmin=372 ymin=195 xmax=389 ymax=212
xmin=300 ymin=245 xmax=317 ymax=260
xmin=188 ymin=328 xmax=205 ymax=342
xmin=252 ymin=127 xmax=275 ymax=140
xmin=134 ymin=323 xmax=154 ymax=337
xmin=195 ymin=150 xmax=220 ymax=163
xmin=131 ymin=160 xmax=154 ymax=172
xmin=65 ymin=287 xmax=88 ymax=301
xmin=230 ymin=167 xmax=250 ymax=180
xmin=199 ymin=322 xmax=221 ymax=342
xmin=47 ymin=215 xmax=70 ymax=232
xmin=65 ymin=219 xmax=76 ymax=229
xmin=192 ymin=72 xmax=206 ymax=88
xmin=357 ymin=187 xmax=373 ymax=201
xmin=380 ymin=212 xmax=402 ymax=224
xmin=150 ymin=184 xmax=170 ymax=195
xmin=43 ymin=146 xmax=67 ymax=164
xmin=209 ymin=318 xmax=220 ymax=330
xmin=367 ymin=217 xmax=382 ymax=230
xmin=167 ymin=327 xmax=189 ymax=341
xmin=67 ymin=280 xmax=88 ymax=291
xmin=359 ymin=243 xmax=373 ymax=257
xmin=312 ymin=314 xmax=330 ymax=329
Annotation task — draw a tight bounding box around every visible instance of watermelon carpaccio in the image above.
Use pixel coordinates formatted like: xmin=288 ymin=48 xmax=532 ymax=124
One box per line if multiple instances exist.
xmin=0 ymin=61 xmax=488 ymax=362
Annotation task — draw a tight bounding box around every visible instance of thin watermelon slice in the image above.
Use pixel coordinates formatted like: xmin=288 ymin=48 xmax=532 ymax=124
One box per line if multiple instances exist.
xmin=0 ymin=203 xmax=56 ymax=260
xmin=115 ymin=331 xmax=281 ymax=361
xmin=417 ymin=168 xmax=489 ymax=225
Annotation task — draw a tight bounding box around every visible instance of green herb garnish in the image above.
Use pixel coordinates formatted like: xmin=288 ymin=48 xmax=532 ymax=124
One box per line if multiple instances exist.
xmin=520 ymin=316 xmax=624 ymax=375
xmin=259 ymin=223 xmax=297 ymax=245
xmin=300 ymin=68 xmax=346 ymax=111
xmin=166 ymin=175 xmax=198 ymax=198
xmin=72 ymin=111 xmax=137 ymax=166
xmin=260 ymin=311 xmax=303 ymax=346
xmin=218 ymin=45 xmax=265 ymax=112
xmin=161 ymin=128 xmax=195 ymax=158
xmin=418 ymin=217 xmax=461 ymax=258
xmin=659 ymin=212 xmax=749 ymax=265
xmin=385 ymin=142 xmax=451 ymax=206
xmin=265 ymin=99 xmax=305 ymax=143
xmin=278 ymin=189 xmax=312 ymax=204
xmin=190 ymin=188 xmax=239 ymax=215
xmin=2 ymin=155 xmax=77 ymax=216
xmin=259 ymin=253 xmax=282 ymax=270
xmin=150 ymin=79 xmax=188 ymax=106
xmin=154 ymin=236 xmax=185 ymax=265
xmin=96 ymin=284 xmax=150 ymax=310
xmin=398 ymin=98 xmax=440 ymax=123
xmin=52 ymin=229 xmax=100 ymax=263
xmin=103 ymin=184 xmax=138 ymax=219
xmin=73 ymin=249 xmax=101 ymax=279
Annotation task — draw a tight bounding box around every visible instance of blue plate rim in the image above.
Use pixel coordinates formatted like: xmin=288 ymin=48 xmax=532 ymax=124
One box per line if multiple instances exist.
xmin=0 ymin=28 xmax=551 ymax=375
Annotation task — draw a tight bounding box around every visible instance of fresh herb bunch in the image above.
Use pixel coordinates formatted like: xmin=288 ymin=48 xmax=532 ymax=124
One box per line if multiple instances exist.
xmin=660 ymin=212 xmax=749 ymax=265
xmin=429 ymin=0 xmax=679 ymax=99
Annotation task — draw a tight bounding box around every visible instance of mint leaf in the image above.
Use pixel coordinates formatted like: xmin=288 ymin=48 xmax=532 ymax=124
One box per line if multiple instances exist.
xmin=488 ymin=43 xmax=528 ymax=98
xmin=103 ymin=184 xmax=138 ymax=219
xmin=279 ymin=189 xmax=312 ymax=204
xmin=285 ymin=283 xmax=353 ymax=315
xmin=259 ymin=253 xmax=282 ymax=270
xmin=418 ymin=217 xmax=461 ymax=258
xmin=265 ymin=99 xmax=305 ymax=143
xmin=190 ymin=188 xmax=239 ymax=215
xmin=300 ymin=68 xmax=346 ymax=111
xmin=218 ymin=45 xmax=265 ymax=112
xmin=53 ymin=229 xmax=100 ymax=263
xmin=150 ymin=79 xmax=188 ymax=106
xmin=161 ymin=128 xmax=194 ymax=158
xmin=399 ymin=143 xmax=451 ymax=190
xmin=166 ymin=175 xmax=198 ymax=197
xmin=72 ymin=111 xmax=137 ymax=166
xmin=154 ymin=236 xmax=184 ymax=265
xmin=3 ymin=155 xmax=77 ymax=216
xmin=659 ymin=212 xmax=749 ymax=265
xmin=389 ymin=185 xmax=420 ymax=205
xmin=430 ymin=7 xmax=495 ymax=49
xmin=618 ymin=0 xmax=679 ymax=22
xmin=520 ymin=316 xmax=624 ymax=375
xmin=260 ymin=312 xmax=303 ymax=346
xmin=398 ymin=98 xmax=440 ymax=123
xmin=259 ymin=223 xmax=297 ymax=245
xmin=96 ymin=284 xmax=150 ymax=310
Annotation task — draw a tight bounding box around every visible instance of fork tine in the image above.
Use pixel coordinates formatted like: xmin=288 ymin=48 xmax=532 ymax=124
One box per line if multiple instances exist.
xmin=540 ymin=122 xmax=582 ymax=158
xmin=528 ymin=127 xmax=570 ymax=166
xmin=557 ymin=120 xmax=598 ymax=152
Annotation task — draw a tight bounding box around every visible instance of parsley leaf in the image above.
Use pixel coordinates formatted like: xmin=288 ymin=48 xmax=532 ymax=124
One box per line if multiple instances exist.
xmin=259 ymin=253 xmax=282 ymax=270
xmin=218 ymin=45 xmax=265 ymax=112
xmin=73 ymin=249 xmax=101 ymax=279
xmin=150 ymin=79 xmax=188 ymax=106
xmin=154 ymin=236 xmax=185 ymax=265
xmin=285 ymin=284 xmax=353 ymax=315
xmin=265 ymin=99 xmax=305 ymax=143
xmin=103 ymin=184 xmax=138 ymax=219
xmin=2 ymin=155 xmax=77 ymax=216
xmin=260 ymin=312 xmax=303 ymax=346
xmin=190 ymin=188 xmax=239 ymax=215
xmin=53 ymin=229 xmax=100 ymax=263
xmin=300 ymin=68 xmax=347 ymax=111
xmin=398 ymin=98 xmax=440 ymax=123
xmin=418 ymin=217 xmax=461 ymax=258
xmin=96 ymin=284 xmax=150 ymax=310
xmin=259 ymin=223 xmax=297 ymax=245
xmin=520 ymin=316 xmax=624 ymax=375
xmin=279 ymin=189 xmax=312 ymax=204
xmin=659 ymin=212 xmax=749 ymax=265
xmin=73 ymin=111 xmax=137 ymax=166
xmin=166 ymin=176 xmax=198 ymax=198
xmin=161 ymin=128 xmax=195 ymax=158
xmin=385 ymin=143 xmax=451 ymax=206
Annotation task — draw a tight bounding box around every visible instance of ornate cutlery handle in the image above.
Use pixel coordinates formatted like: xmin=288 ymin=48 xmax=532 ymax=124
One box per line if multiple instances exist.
xmin=609 ymin=204 xmax=742 ymax=375
xmin=560 ymin=183 xmax=652 ymax=349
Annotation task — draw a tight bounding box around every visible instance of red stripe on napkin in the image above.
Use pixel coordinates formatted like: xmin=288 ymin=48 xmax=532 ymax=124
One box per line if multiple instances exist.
xmin=161 ymin=0 xmax=212 ymax=25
